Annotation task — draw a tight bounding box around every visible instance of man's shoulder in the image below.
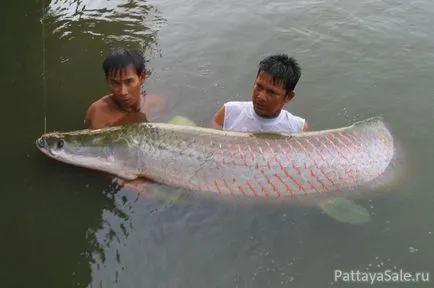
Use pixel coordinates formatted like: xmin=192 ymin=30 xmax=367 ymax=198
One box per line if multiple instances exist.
xmin=224 ymin=100 xmax=251 ymax=106
xmin=223 ymin=101 xmax=252 ymax=111
xmin=90 ymin=95 xmax=112 ymax=109
xmin=280 ymin=109 xmax=306 ymax=131
xmin=84 ymin=95 xmax=112 ymax=129
xmin=86 ymin=95 xmax=112 ymax=114
xmin=281 ymin=109 xmax=304 ymax=120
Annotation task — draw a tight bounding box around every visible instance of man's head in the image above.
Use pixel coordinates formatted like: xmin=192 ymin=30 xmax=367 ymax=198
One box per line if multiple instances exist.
xmin=252 ymin=54 xmax=301 ymax=118
xmin=102 ymin=48 xmax=146 ymax=111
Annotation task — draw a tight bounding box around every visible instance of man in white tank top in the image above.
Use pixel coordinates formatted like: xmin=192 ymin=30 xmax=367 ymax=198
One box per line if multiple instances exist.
xmin=211 ymin=54 xmax=308 ymax=133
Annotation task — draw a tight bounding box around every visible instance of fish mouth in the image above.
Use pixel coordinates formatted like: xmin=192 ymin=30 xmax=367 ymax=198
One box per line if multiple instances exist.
xmin=35 ymin=137 xmax=56 ymax=157
xmin=36 ymin=137 xmax=45 ymax=149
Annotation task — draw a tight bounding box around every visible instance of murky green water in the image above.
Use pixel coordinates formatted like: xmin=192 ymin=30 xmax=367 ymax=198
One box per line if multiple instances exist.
xmin=2 ymin=0 xmax=434 ymax=287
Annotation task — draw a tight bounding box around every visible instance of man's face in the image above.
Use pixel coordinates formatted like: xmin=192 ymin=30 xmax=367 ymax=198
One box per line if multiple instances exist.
xmin=106 ymin=64 xmax=145 ymax=109
xmin=252 ymin=70 xmax=294 ymax=118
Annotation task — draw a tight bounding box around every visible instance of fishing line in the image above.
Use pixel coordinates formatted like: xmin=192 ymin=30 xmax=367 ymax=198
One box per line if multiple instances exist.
xmin=41 ymin=0 xmax=47 ymax=133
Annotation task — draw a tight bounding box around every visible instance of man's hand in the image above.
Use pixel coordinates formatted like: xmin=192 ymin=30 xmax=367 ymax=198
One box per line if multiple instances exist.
xmin=113 ymin=177 xmax=152 ymax=195
xmin=211 ymin=105 xmax=225 ymax=129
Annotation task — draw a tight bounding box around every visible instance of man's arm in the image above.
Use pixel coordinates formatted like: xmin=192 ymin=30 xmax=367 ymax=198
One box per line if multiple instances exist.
xmin=142 ymin=93 xmax=166 ymax=120
xmin=84 ymin=104 xmax=107 ymax=130
xmin=211 ymin=105 xmax=225 ymax=129
xmin=303 ymin=120 xmax=309 ymax=131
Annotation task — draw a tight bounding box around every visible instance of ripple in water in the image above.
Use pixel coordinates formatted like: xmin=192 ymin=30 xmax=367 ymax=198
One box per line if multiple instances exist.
xmin=44 ymin=0 xmax=166 ymax=49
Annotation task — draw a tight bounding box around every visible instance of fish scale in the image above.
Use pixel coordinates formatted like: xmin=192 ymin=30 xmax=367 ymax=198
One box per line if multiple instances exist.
xmin=209 ymin=126 xmax=385 ymax=196
xmin=36 ymin=116 xmax=395 ymax=199
xmin=161 ymin=122 xmax=392 ymax=197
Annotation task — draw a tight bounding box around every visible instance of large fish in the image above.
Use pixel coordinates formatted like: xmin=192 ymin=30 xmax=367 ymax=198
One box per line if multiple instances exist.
xmin=35 ymin=117 xmax=395 ymax=200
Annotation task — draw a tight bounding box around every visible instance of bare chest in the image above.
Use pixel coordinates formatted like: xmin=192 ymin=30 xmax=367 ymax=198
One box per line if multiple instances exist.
xmin=106 ymin=109 xmax=148 ymax=127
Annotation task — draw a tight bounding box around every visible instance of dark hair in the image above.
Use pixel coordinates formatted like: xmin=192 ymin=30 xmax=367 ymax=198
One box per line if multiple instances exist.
xmin=257 ymin=54 xmax=301 ymax=93
xmin=102 ymin=48 xmax=146 ymax=77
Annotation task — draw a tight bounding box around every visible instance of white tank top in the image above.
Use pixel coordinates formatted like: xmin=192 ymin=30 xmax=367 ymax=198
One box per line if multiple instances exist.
xmin=223 ymin=101 xmax=305 ymax=133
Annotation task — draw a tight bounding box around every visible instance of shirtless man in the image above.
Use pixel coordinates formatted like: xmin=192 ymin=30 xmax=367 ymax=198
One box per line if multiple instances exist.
xmin=84 ymin=48 xmax=165 ymax=192
xmin=84 ymin=48 xmax=165 ymax=129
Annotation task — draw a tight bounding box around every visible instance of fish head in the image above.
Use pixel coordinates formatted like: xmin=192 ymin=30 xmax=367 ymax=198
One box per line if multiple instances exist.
xmin=36 ymin=132 xmax=73 ymax=158
xmin=35 ymin=127 xmax=136 ymax=178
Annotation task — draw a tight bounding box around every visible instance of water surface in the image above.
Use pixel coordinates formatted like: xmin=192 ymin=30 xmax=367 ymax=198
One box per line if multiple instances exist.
xmin=2 ymin=0 xmax=434 ymax=287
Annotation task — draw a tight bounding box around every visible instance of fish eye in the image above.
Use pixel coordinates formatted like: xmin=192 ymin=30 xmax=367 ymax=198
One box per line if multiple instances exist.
xmin=56 ymin=140 xmax=64 ymax=149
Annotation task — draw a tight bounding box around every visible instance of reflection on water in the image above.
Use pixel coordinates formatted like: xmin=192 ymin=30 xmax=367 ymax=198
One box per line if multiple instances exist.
xmin=44 ymin=0 xmax=166 ymax=50
xmin=87 ymin=185 xmax=132 ymax=286
xmin=87 ymin=182 xmax=183 ymax=287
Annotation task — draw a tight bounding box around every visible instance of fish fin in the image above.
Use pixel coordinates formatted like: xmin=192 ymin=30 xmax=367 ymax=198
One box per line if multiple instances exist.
xmin=168 ymin=115 xmax=197 ymax=126
xmin=317 ymin=197 xmax=371 ymax=225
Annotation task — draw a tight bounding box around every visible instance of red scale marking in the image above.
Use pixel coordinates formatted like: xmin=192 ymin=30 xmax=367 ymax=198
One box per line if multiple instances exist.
xmin=214 ymin=180 xmax=223 ymax=195
xmin=231 ymin=177 xmax=247 ymax=196
xmin=220 ymin=147 xmax=226 ymax=165
xmin=223 ymin=179 xmax=235 ymax=196
xmin=261 ymin=169 xmax=282 ymax=197
xmin=294 ymin=138 xmax=333 ymax=193
xmin=202 ymin=177 xmax=212 ymax=192
xmin=247 ymin=144 xmax=256 ymax=163
xmin=274 ymin=174 xmax=296 ymax=197
xmin=258 ymin=146 xmax=272 ymax=169
xmin=315 ymin=136 xmax=357 ymax=187
xmin=226 ymin=143 xmax=236 ymax=168
xmin=237 ymin=144 xmax=248 ymax=167
xmin=338 ymin=132 xmax=375 ymax=179
xmin=283 ymin=138 xmax=319 ymax=195
xmin=324 ymin=135 xmax=360 ymax=186
xmin=330 ymin=133 xmax=370 ymax=183
xmin=246 ymin=181 xmax=258 ymax=197
xmin=305 ymin=138 xmax=351 ymax=189
xmin=279 ymin=156 xmax=312 ymax=195
xmin=253 ymin=175 xmax=271 ymax=197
